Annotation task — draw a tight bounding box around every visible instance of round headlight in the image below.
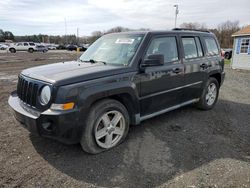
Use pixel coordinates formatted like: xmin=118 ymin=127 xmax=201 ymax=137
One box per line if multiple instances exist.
xmin=40 ymin=85 xmax=51 ymax=105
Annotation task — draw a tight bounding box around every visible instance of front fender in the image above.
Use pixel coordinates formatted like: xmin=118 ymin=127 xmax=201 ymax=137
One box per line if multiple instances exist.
xmin=79 ymin=80 xmax=140 ymax=114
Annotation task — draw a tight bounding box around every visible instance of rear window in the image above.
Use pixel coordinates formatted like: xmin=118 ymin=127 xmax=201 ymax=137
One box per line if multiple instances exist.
xmin=205 ymin=37 xmax=219 ymax=55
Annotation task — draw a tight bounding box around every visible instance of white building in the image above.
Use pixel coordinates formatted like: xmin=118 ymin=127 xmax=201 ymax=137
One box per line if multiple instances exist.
xmin=231 ymin=25 xmax=250 ymax=70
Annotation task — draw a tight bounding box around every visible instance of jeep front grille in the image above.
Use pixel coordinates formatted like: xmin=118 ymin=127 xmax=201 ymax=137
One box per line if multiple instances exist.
xmin=17 ymin=76 xmax=39 ymax=107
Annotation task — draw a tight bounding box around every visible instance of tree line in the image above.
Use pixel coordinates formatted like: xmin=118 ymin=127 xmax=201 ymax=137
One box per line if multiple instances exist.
xmin=180 ymin=20 xmax=240 ymax=48
xmin=0 ymin=21 xmax=242 ymax=48
xmin=0 ymin=29 xmax=15 ymax=42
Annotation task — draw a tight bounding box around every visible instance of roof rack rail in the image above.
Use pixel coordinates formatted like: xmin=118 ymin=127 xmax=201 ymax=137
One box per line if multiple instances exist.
xmin=172 ymin=28 xmax=211 ymax=33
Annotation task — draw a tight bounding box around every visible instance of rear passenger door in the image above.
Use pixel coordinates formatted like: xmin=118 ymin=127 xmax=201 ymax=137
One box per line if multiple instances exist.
xmin=180 ymin=35 xmax=208 ymax=102
xmin=23 ymin=42 xmax=29 ymax=50
xmin=140 ymin=35 xmax=184 ymax=116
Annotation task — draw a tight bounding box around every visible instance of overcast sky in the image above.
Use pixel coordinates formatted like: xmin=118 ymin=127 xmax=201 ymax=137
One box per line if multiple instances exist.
xmin=0 ymin=0 xmax=249 ymax=36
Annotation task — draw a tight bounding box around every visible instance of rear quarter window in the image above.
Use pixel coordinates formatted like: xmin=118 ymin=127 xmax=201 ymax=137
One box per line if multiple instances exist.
xmin=205 ymin=37 xmax=219 ymax=56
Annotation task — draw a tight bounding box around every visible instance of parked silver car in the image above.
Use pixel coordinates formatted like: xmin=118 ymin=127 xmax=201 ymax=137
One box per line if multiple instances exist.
xmin=0 ymin=43 xmax=9 ymax=50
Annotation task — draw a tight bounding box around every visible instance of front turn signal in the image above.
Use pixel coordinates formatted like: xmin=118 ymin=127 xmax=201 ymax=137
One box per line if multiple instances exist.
xmin=51 ymin=102 xmax=75 ymax=110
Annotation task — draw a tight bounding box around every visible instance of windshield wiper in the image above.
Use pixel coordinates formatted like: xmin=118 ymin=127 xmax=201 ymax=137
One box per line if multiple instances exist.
xmin=78 ymin=59 xmax=106 ymax=65
xmin=89 ymin=59 xmax=107 ymax=65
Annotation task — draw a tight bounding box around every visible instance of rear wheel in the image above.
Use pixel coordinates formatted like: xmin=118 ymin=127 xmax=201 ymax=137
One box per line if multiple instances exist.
xmin=80 ymin=99 xmax=130 ymax=154
xmin=224 ymin=52 xmax=230 ymax=59
xmin=28 ymin=48 xmax=34 ymax=53
xmin=197 ymin=77 xmax=219 ymax=110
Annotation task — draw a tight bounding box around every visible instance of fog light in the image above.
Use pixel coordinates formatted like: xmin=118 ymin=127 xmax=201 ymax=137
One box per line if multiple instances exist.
xmin=51 ymin=102 xmax=75 ymax=110
xmin=42 ymin=122 xmax=53 ymax=132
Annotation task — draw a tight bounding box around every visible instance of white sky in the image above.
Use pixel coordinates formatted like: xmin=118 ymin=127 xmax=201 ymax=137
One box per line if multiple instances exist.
xmin=0 ymin=0 xmax=249 ymax=36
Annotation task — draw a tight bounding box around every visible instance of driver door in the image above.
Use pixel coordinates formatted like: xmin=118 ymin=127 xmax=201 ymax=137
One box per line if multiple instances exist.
xmin=139 ymin=35 xmax=185 ymax=116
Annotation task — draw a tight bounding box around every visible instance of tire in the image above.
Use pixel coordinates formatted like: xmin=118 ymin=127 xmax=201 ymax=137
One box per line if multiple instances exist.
xmin=224 ymin=52 xmax=230 ymax=59
xmin=28 ymin=48 xmax=34 ymax=53
xmin=197 ymin=77 xmax=219 ymax=110
xmin=80 ymin=99 xmax=130 ymax=154
xmin=9 ymin=48 xmax=16 ymax=53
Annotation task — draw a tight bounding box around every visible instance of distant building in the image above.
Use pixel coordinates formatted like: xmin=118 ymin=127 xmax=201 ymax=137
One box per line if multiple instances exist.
xmin=231 ymin=25 xmax=250 ymax=70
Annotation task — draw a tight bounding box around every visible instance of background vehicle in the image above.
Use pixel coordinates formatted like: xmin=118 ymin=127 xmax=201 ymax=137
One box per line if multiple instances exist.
xmin=46 ymin=44 xmax=57 ymax=50
xmin=221 ymin=48 xmax=232 ymax=59
xmin=36 ymin=44 xmax=48 ymax=53
xmin=8 ymin=42 xmax=38 ymax=53
xmin=57 ymin=44 xmax=66 ymax=50
xmin=9 ymin=30 xmax=225 ymax=154
xmin=66 ymin=44 xmax=78 ymax=51
xmin=0 ymin=43 xmax=9 ymax=50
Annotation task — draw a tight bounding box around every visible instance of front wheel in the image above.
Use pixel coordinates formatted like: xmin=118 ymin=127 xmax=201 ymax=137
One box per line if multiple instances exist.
xmin=9 ymin=48 xmax=16 ymax=53
xmin=197 ymin=77 xmax=219 ymax=110
xmin=80 ymin=99 xmax=130 ymax=154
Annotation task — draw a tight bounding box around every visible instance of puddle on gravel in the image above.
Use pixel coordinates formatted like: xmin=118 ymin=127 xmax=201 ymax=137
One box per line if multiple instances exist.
xmin=0 ymin=72 xmax=18 ymax=82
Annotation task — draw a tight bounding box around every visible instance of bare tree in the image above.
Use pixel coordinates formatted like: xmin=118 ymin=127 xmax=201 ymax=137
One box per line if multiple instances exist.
xmin=179 ymin=22 xmax=207 ymax=30
xmin=216 ymin=20 xmax=240 ymax=48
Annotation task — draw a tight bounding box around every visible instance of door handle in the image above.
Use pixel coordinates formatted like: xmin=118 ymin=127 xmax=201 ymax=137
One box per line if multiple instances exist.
xmin=172 ymin=68 xmax=182 ymax=74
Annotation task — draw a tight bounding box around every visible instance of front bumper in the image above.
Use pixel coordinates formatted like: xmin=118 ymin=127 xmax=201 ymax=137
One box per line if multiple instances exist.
xmin=8 ymin=91 xmax=82 ymax=144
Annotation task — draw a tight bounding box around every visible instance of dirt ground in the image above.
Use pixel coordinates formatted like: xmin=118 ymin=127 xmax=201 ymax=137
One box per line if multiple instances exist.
xmin=0 ymin=51 xmax=250 ymax=188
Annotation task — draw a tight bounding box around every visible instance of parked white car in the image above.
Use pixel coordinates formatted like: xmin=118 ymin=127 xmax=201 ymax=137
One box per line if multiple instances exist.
xmin=47 ymin=44 xmax=57 ymax=50
xmin=0 ymin=43 xmax=9 ymax=50
xmin=8 ymin=42 xmax=38 ymax=53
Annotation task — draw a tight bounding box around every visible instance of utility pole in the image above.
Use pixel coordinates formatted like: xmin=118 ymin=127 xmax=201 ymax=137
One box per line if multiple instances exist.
xmin=77 ymin=27 xmax=79 ymax=45
xmin=64 ymin=18 xmax=67 ymax=44
xmin=174 ymin=5 xmax=179 ymax=28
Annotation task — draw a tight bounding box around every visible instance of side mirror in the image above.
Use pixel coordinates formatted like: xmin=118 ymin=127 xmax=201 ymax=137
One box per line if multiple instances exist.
xmin=141 ymin=54 xmax=164 ymax=68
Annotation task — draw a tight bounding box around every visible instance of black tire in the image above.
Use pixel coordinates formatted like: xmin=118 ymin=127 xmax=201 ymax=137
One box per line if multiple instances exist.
xmin=28 ymin=48 xmax=34 ymax=53
xmin=197 ymin=77 xmax=219 ymax=110
xmin=80 ymin=99 xmax=130 ymax=154
xmin=224 ymin=52 xmax=230 ymax=59
xmin=9 ymin=48 xmax=16 ymax=53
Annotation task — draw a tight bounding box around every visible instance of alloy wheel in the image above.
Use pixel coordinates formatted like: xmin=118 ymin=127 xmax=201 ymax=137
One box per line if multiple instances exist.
xmin=94 ymin=110 xmax=125 ymax=149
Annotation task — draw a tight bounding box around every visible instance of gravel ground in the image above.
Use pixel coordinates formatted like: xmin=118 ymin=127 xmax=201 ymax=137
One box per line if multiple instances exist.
xmin=0 ymin=51 xmax=250 ymax=188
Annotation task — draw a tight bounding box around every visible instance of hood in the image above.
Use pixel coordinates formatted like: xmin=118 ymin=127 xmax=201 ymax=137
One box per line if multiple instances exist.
xmin=21 ymin=61 xmax=130 ymax=86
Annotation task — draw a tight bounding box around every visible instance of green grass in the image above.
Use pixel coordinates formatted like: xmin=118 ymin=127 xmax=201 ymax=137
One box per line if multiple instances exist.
xmin=224 ymin=59 xmax=231 ymax=64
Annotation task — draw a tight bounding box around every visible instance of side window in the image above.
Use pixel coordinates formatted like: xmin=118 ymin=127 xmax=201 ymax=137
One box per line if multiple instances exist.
xmin=205 ymin=37 xmax=219 ymax=55
xmin=29 ymin=42 xmax=35 ymax=46
xmin=195 ymin=37 xmax=203 ymax=57
xmin=182 ymin=37 xmax=198 ymax=59
xmin=17 ymin=43 xmax=23 ymax=46
xmin=23 ymin=43 xmax=28 ymax=46
xmin=145 ymin=37 xmax=178 ymax=63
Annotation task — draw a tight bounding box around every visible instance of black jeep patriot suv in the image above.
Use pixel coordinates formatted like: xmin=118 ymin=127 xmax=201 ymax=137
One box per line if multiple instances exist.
xmin=9 ymin=29 xmax=225 ymax=154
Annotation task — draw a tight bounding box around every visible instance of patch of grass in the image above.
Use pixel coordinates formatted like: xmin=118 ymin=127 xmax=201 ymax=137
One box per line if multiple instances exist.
xmin=224 ymin=59 xmax=231 ymax=64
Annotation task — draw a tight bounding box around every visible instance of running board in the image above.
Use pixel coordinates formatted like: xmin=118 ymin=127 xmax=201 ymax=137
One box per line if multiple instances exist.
xmin=140 ymin=98 xmax=199 ymax=122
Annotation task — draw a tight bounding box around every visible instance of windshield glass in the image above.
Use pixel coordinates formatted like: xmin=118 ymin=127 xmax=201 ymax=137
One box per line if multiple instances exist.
xmin=79 ymin=33 xmax=145 ymax=66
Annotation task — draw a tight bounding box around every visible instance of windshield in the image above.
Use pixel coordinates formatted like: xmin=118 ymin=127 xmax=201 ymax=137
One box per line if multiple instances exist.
xmin=79 ymin=33 xmax=145 ymax=66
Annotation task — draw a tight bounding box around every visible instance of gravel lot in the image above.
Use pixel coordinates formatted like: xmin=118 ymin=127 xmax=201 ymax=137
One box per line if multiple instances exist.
xmin=0 ymin=51 xmax=250 ymax=188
